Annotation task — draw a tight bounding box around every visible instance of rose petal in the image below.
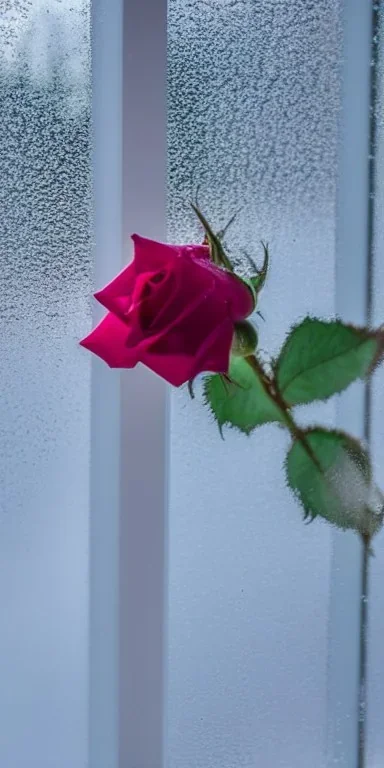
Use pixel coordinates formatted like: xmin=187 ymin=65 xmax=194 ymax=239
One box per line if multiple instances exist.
xmin=132 ymin=234 xmax=181 ymax=272
xmin=95 ymin=261 xmax=136 ymax=318
xmin=82 ymin=236 xmax=253 ymax=386
xmin=145 ymin=256 xmax=215 ymax=333
xmin=80 ymin=312 xmax=138 ymax=368
xmin=132 ymin=234 xmax=210 ymax=272
xmin=204 ymin=264 xmax=254 ymax=321
xmin=226 ymin=274 xmax=254 ymax=320
xmin=122 ymin=253 xmax=217 ymax=344
xmin=139 ymin=317 xmax=233 ymax=386
xmin=182 ymin=244 xmax=211 ymax=260
xmin=190 ymin=316 xmax=233 ymax=377
xmin=140 ymin=295 xmax=234 ymax=385
xmin=132 ymin=270 xmax=176 ymax=332
xmin=138 ymin=350 xmax=197 ymax=387
xmin=95 ymin=238 xmax=208 ymax=320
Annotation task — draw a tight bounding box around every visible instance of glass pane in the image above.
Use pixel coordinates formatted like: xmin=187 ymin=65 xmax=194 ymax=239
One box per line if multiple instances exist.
xmin=167 ymin=2 xmax=342 ymax=766
xmin=0 ymin=2 xmax=91 ymax=766
xmin=369 ymin=6 xmax=384 ymax=765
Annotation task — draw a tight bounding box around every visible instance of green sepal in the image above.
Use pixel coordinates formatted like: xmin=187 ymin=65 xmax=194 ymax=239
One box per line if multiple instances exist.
xmin=236 ymin=276 xmax=257 ymax=313
xmin=190 ymin=202 xmax=234 ymax=271
xmin=250 ymin=241 xmax=269 ymax=293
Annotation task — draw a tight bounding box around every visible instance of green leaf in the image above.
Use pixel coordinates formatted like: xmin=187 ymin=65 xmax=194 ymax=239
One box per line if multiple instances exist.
xmin=285 ymin=428 xmax=384 ymax=536
xmin=203 ymin=356 xmax=285 ymax=435
xmin=275 ymin=317 xmax=384 ymax=406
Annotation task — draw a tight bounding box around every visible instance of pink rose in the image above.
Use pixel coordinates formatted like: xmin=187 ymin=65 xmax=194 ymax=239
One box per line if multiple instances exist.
xmin=80 ymin=234 xmax=254 ymax=386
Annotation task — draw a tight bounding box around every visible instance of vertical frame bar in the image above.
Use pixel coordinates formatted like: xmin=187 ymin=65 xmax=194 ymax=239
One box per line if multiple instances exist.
xmin=367 ymin=6 xmax=384 ymax=765
xmin=120 ymin=1 xmax=168 ymax=767
xmin=89 ymin=0 xmax=123 ymax=766
xmin=90 ymin=1 xmax=168 ymax=766
xmin=328 ymin=1 xmax=373 ymax=766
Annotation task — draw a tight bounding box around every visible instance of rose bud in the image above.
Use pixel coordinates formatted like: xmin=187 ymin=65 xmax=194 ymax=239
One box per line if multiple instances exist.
xmin=231 ymin=320 xmax=258 ymax=357
xmin=80 ymin=234 xmax=255 ymax=386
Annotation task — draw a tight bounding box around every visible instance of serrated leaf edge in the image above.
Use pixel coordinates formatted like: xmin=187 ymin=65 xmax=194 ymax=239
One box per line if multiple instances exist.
xmin=284 ymin=427 xmax=375 ymax=530
xmin=275 ymin=315 xmax=384 ymax=405
xmin=202 ymin=369 xmax=281 ymax=437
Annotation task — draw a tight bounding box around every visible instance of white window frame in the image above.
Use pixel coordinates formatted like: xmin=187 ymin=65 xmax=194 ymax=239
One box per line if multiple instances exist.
xmin=330 ymin=3 xmax=376 ymax=767
xmin=89 ymin=1 xmax=376 ymax=767
xmin=89 ymin=1 xmax=167 ymax=766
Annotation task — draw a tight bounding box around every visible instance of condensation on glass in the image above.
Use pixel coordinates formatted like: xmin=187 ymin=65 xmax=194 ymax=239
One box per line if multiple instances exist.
xmin=167 ymin=2 xmax=342 ymax=767
xmin=0 ymin=2 xmax=91 ymax=766
xmin=369 ymin=6 xmax=384 ymax=766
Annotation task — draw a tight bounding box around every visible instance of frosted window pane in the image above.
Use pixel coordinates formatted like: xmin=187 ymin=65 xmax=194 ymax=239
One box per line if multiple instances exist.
xmin=369 ymin=7 xmax=384 ymax=766
xmin=0 ymin=2 xmax=91 ymax=767
xmin=167 ymin=2 xmax=341 ymax=767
